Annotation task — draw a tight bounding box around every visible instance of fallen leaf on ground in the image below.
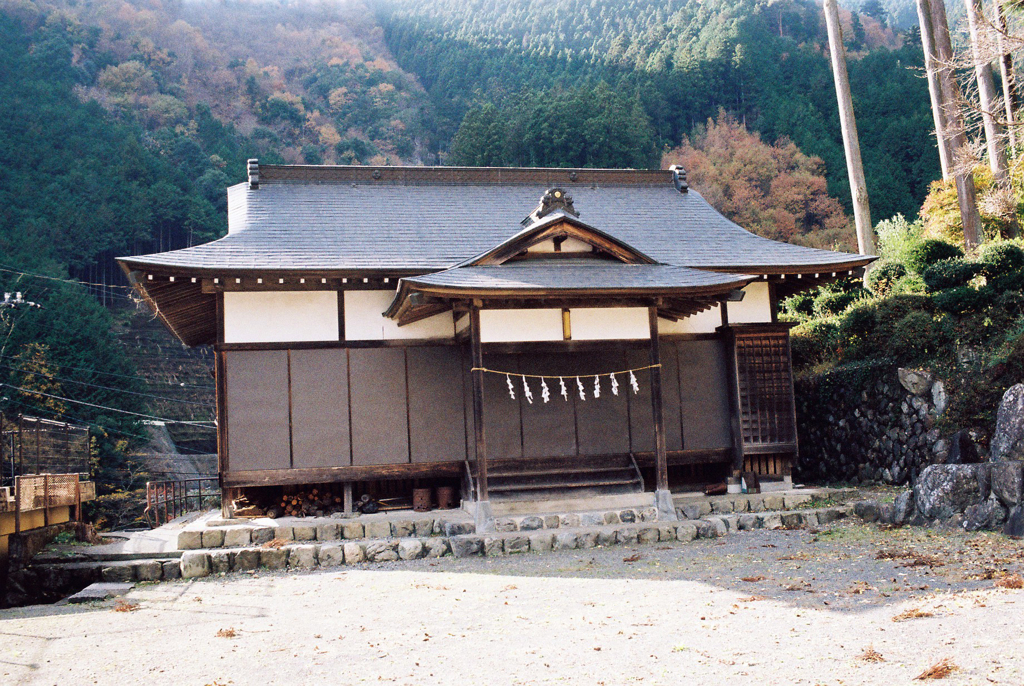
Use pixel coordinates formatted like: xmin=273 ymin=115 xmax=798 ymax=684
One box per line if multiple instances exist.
xmin=892 ymin=608 xmax=934 ymax=622
xmin=857 ymin=646 xmax=885 ymax=663
xmin=995 ymin=573 xmax=1023 ymax=589
xmin=112 ymin=600 xmax=139 ymax=613
xmin=738 ymin=596 xmax=765 ymax=602
xmin=914 ymin=658 xmax=959 ymax=680
xmin=262 ymin=539 xmax=286 ymax=549
xmin=216 ymin=628 xmax=237 ymax=638
xmin=741 ymin=575 xmax=766 ymax=582
xmin=623 ymin=554 xmax=642 ymax=563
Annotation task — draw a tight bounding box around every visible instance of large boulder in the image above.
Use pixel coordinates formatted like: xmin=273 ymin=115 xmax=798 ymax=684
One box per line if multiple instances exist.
xmin=963 ymin=496 xmax=1008 ymax=532
xmin=990 ymin=462 xmax=1024 ymax=507
xmin=946 ymin=430 xmax=981 ymax=464
xmin=913 ymin=464 xmax=986 ymax=520
xmin=898 ymin=368 xmax=935 ymax=396
xmin=991 ymin=384 xmax=1024 ymax=461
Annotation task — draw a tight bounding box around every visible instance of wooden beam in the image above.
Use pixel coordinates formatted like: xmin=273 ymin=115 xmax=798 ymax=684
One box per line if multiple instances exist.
xmin=648 ymin=307 xmax=669 ymax=493
xmin=222 ymin=461 xmax=465 ymax=488
xmin=470 ymin=305 xmax=489 ymax=503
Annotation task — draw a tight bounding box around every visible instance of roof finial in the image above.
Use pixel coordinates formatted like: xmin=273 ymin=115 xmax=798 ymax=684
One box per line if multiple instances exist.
xmin=669 ymin=165 xmax=687 ymax=193
xmin=247 ymin=158 xmax=260 ymax=189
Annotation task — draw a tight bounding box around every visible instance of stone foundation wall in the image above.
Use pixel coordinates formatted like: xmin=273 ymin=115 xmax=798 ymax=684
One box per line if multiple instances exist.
xmin=795 ymin=364 xmax=951 ymax=486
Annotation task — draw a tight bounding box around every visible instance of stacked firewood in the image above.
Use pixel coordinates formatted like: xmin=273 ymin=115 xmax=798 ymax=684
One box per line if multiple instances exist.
xmin=267 ymin=488 xmax=343 ymax=519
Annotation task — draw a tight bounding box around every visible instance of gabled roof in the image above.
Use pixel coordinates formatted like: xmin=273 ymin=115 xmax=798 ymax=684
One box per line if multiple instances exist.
xmin=118 ymin=164 xmax=874 ymax=276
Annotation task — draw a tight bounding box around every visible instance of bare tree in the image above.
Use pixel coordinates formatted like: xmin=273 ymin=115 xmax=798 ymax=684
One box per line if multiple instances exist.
xmin=965 ymin=0 xmax=1009 ymax=181
xmin=995 ymin=0 xmax=1019 ymax=150
xmin=823 ymin=0 xmax=876 ymax=257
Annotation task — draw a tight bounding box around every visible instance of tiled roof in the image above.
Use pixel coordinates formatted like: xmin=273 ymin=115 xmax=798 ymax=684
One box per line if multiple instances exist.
xmin=404 ymin=260 xmax=753 ymax=292
xmin=119 ymin=165 xmax=874 ymax=275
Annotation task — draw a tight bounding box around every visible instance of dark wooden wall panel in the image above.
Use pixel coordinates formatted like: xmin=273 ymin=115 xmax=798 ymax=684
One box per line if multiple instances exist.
xmin=290 ymin=349 xmax=351 ymax=468
xmin=678 ymin=339 xmax=733 ymax=450
xmin=571 ymin=350 xmax=631 ymax=455
xmin=481 ymin=352 xmax=523 ymax=460
xmin=627 ymin=348 xmax=655 ymax=453
xmin=225 ymin=350 xmax=291 ymax=471
xmin=462 ymin=346 xmax=476 ymax=462
xmin=407 ymin=347 xmax=467 ymax=463
xmin=661 ymin=343 xmax=684 ymax=451
xmin=348 ymin=348 xmax=410 ymax=465
xmin=518 ymin=353 xmax=578 ymax=459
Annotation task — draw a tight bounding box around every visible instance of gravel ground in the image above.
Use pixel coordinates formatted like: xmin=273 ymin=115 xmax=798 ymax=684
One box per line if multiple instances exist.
xmin=2 ymin=519 xmax=1023 ymax=686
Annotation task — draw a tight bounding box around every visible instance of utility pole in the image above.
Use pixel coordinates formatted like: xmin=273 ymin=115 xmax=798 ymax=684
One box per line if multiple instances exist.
xmin=823 ymin=0 xmax=876 ymax=258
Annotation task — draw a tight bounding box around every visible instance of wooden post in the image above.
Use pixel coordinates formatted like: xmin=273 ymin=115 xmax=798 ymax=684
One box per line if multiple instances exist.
xmin=648 ymin=306 xmax=675 ymax=519
xmin=43 ymin=474 xmax=49 ymax=527
xmin=344 ymin=482 xmax=354 ymax=516
xmin=823 ymin=0 xmax=875 ymax=258
xmin=75 ymin=478 xmax=81 ymax=523
xmin=14 ymin=475 xmax=20 ymax=535
xmin=964 ymin=0 xmax=1008 ymax=182
xmin=469 ymin=305 xmax=489 ymax=506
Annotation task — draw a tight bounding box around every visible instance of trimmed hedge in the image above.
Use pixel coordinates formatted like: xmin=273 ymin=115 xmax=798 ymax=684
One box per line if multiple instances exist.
xmin=922 ymin=258 xmax=981 ymax=291
xmin=865 ymin=260 xmax=906 ymax=296
xmin=978 ymin=242 xmax=1024 ymax=277
xmin=906 ymin=239 xmax=963 ymax=274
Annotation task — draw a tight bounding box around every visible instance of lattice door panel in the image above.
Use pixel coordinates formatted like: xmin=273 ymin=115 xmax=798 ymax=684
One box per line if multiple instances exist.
xmin=734 ymin=333 xmax=796 ymax=449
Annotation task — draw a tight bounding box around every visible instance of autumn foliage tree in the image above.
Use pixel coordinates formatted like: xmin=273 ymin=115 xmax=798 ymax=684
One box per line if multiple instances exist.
xmin=662 ymin=111 xmax=852 ymax=250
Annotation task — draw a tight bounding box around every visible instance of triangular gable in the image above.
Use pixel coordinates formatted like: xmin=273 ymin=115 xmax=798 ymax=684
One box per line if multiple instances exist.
xmin=458 ymin=212 xmax=658 ymax=267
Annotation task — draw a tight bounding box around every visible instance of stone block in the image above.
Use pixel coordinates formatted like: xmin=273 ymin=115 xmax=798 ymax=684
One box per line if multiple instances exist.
xmin=288 ymin=544 xmax=318 ymax=569
xmin=259 ymin=548 xmax=288 ymax=570
xmin=1004 ymin=506 xmax=1024 ymax=537
xmin=695 ymin=519 xmax=726 ymax=539
xmin=365 ymin=541 xmax=399 ymax=562
xmin=615 ymin=527 xmax=639 ymax=545
xmin=442 ymin=521 xmax=474 ymax=536
xmin=450 ymin=535 xmax=484 ymax=558
xmin=639 ymin=507 xmax=658 ymax=522
xmin=506 ymin=535 xmax=530 ymax=554
xmin=720 ymin=515 xmax=739 ymax=531
xmin=803 ymin=512 xmax=820 ymax=527
xmin=161 ymin=560 xmax=181 ymax=580
xmin=292 ymin=524 xmax=317 ymax=541
xmin=675 ymin=523 xmax=698 ymax=542
xmin=317 ymin=522 xmax=342 ymax=541
xmin=763 ymin=495 xmax=785 ymax=511
xmin=423 ymin=538 xmax=450 ymax=558
xmin=414 ymin=519 xmax=435 ymax=537
xmin=318 ymin=543 xmax=345 ymax=567
xmin=678 ymin=504 xmax=702 ymax=520
xmin=176 ymin=530 xmax=203 ymax=550
xmin=553 ymin=532 xmax=578 ymax=550
xmin=364 ymin=520 xmax=392 ymax=539
xmin=101 ymin=565 xmax=135 ymax=583
xmin=519 ymin=516 xmax=544 ymax=531
xmin=210 ymin=550 xmax=232 ymax=574
xmin=483 ymin=537 xmax=505 ymax=556
xmin=596 ymin=529 xmax=616 ymax=547
xmin=343 ymin=542 xmax=366 ymax=564
xmin=990 ymin=462 xmax=1024 ymax=507
xmin=201 ymin=529 xmax=224 ymax=548
xmin=853 ymin=501 xmax=881 ymax=522
xmin=991 ymin=383 xmax=1024 ymax=461
xmin=250 ymin=528 xmax=275 ymax=546
xmin=603 ymin=511 xmax=621 ymax=525
xmin=399 ymin=539 xmax=425 ymax=560
xmin=619 ymin=510 xmax=637 ymax=523
xmin=342 ymin=522 xmax=365 ymax=539
xmin=272 ymin=526 xmax=294 ymax=541
xmin=658 ymin=524 xmax=676 ymax=541
xmin=964 ymin=496 xmax=1008 ymax=531
xmin=577 ymin=531 xmax=599 ymax=548
xmin=738 ymin=515 xmax=757 ymax=531
xmin=637 ymin=527 xmax=659 ymax=544
xmin=233 ymin=549 xmax=260 ymax=572
xmin=747 ymin=497 xmax=765 ymax=513
xmin=528 ymin=532 xmax=554 ymax=552
xmin=392 ymin=520 xmax=415 ymax=538
xmin=710 ymin=499 xmax=734 ymax=514
xmin=784 ymin=494 xmax=812 ymax=509
xmin=818 ymin=508 xmax=846 ymax=525
xmin=223 ymin=527 xmax=251 ymax=548
xmin=181 ymin=551 xmax=211 ymax=578
xmin=134 ymin=561 xmax=162 ymax=582
xmin=780 ymin=513 xmax=804 ymax=529
xmin=494 ymin=518 xmax=518 ymax=532
xmin=759 ymin=513 xmax=783 ymax=530
xmin=549 ymin=514 xmax=566 ymax=528
xmin=580 ymin=513 xmax=604 ymax=527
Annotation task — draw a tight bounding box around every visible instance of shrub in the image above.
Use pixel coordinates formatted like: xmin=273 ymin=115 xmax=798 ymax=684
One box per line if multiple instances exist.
xmin=932 ymin=286 xmax=993 ymax=314
xmin=836 ymin=302 xmax=878 ymax=360
xmin=812 ymin=287 xmax=869 ymax=318
xmin=991 ymin=268 xmax=1024 ymax=292
xmin=922 ymin=258 xmax=982 ymax=291
xmin=791 ymin=318 xmax=839 ymax=367
xmin=782 ymin=292 xmax=815 ymax=319
xmin=978 ymin=242 xmax=1024 ymax=278
xmin=865 ymin=260 xmax=906 ymax=296
xmin=906 ymin=239 xmax=963 ymax=274
xmin=890 ymin=311 xmax=944 ymax=362
xmin=875 ymin=214 xmax=924 ymax=264
xmin=890 ymin=273 xmax=927 ymax=295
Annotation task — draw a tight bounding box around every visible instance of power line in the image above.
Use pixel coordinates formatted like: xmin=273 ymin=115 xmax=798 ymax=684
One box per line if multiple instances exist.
xmin=0 ymin=383 xmax=216 ymax=427
xmin=0 ymin=363 xmax=212 ymax=407
xmin=0 ymin=263 xmax=134 ymax=291
xmin=0 ymin=355 xmax=215 ymax=391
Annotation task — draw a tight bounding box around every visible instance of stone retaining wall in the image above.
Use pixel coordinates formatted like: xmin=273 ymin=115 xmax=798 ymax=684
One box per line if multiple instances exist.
xmin=796 ymin=365 xmax=950 ymax=486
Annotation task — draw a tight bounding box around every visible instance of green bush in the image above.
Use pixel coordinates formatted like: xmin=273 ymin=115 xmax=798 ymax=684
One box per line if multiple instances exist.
xmin=932 ymin=286 xmax=993 ymax=314
xmin=922 ymin=258 xmax=982 ymax=291
xmin=906 ymin=239 xmax=963 ymax=274
xmin=812 ymin=287 xmax=869 ymax=317
xmin=991 ymin=268 xmax=1024 ymax=292
xmin=865 ymin=260 xmax=906 ymax=296
xmin=782 ymin=292 xmax=815 ymax=319
xmin=875 ymin=214 xmax=924 ymax=264
xmin=890 ymin=273 xmax=928 ymax=294
xmin=890 ymin=310 xmax=944 ymax=362
xmin=791 ymin=318 xmax=839 ymax=367
xmin=836 ymin=301 xmax=878 ymax=360
xmin=979 ymin=242 xmax=1024 ymax=278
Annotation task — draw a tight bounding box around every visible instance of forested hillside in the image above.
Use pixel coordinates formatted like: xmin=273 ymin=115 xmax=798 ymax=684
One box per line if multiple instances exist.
xmin=374 ymin=0 xmax=938 ymax=226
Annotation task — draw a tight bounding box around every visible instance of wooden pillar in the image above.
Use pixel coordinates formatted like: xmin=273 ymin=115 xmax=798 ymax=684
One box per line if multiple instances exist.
xmin=647 ymin=307 xmax=668 ymax=494
xmin=14 ymin=475 xmax=20 ymax=534
xmin=343 ymin=482 xmax=354 ymax=515
xmin=469 ymin=305 xmax=489 ymax=504
xmin=43 ymin=474 xmax=50 ymax=527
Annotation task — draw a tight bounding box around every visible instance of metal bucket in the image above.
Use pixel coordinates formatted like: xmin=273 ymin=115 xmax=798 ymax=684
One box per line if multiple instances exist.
xmin=435 ymin=486 xmax=456 ymax=510
xmin=413 ymin=488 xmax=432 ymax=512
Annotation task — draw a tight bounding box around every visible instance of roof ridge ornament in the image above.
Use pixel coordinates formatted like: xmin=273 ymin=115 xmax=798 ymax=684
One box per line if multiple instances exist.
xmin=669 ymin=165 xmax=688 ymax=193
xmin=247 ymin=158 xmax=260 ymax=189
xmin=522 ymin=187 xmax=578 ymax=227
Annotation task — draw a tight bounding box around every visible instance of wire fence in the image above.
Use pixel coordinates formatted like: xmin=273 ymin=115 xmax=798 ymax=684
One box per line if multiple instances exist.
xmin=1 ymin=414 xmax=91 ymax=486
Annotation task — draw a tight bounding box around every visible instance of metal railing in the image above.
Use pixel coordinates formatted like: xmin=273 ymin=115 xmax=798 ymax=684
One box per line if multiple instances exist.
xmin=144 ymin=477 xmax=220 ymax=527
xmin=10 ymin=473 xmax=89 ymax=533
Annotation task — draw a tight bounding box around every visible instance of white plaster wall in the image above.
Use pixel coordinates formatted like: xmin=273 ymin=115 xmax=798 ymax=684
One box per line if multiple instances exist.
xmin=345 ymin=290 xmax=454 ymax=340
xmin=527 ymin=236 xmax=593 ymax=254
xmin=658 ymin=304 xmax=722 ymax=335
xmin=480 ymin=308 xmax=562 ymax=342
xmin=727 ymin=281 xmax=773 ymax=324
xmin=223 ymin=291 xmax=339 ymax=343
xmin=569 ymin=307 xmax=650 ymax=340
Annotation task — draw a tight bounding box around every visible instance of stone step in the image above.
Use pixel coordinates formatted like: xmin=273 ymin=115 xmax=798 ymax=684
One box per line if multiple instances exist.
xmin=62 ymin=582 xmax=135 ymax=605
